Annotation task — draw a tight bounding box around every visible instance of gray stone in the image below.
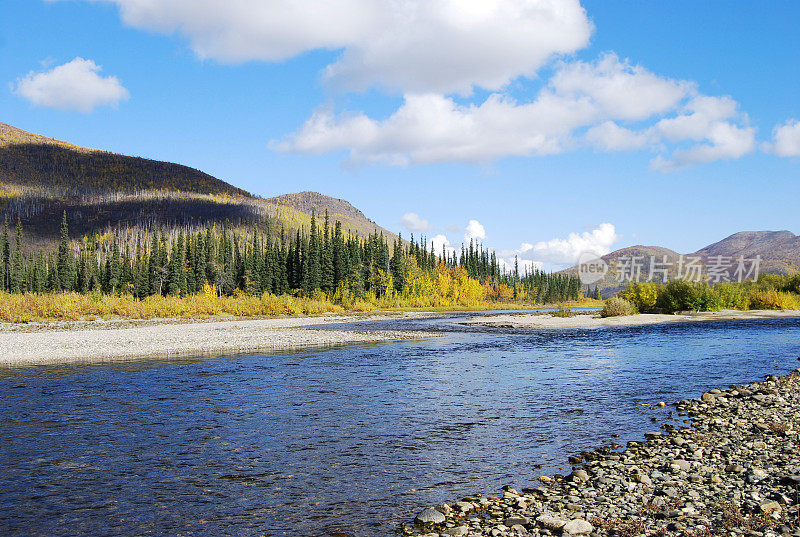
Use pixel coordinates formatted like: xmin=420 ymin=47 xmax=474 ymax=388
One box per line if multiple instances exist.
xmin=505 ymin=516 xmax=530 ymax=527
xmin=536 ymin=514 xmax=567 ymax=530
xmin=759 ymin=501 xmax=781 ymax=514
xmin=454 ymin=501 xmax=474 ymax=513
xmin=563 ymin=519 xmax=594 ymax=535
xmin=571 ymin=469 xmax=589 ymax=482
xmin=414 ymin=508 xmax=445 ymax=526
xmin=671 ymin=459 xmax=691 ymax=472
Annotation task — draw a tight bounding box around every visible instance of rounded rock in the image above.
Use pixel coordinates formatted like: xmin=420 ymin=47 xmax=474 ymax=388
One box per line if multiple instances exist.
xmin=414 ymin=507 xmax=445 ymax=526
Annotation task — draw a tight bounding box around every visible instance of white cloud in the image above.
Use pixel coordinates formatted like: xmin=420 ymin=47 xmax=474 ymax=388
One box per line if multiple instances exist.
xmin=430 ymin=234 xmax=455 ymax=258
xmin=276 ymin=54 xmax=713 ymax=167
xmin=549 ymin=53 xmax=691 ymax=121
xmin=650 ymin=96 xmax=755 ymax=171
xmin=12 ymin=57 xmax=129 ymax=113
xmin=496 ymin=256 xmax=542 ymax=275
xmin=276 ymin=53 xmax=758 ymax=171
xmin=464 ymin=219 xmax=487 ymax=243
xmin=400 ymin=212 xmax=431 ymax=233
xmin=585 ymin=121 xmax=651 ymax=151
xmin=524 ymin=223 xmax=618 ymax=264
xmin=272 ymin=93 xmax=568 ymax=165
xmin=764 ymin=119 xmax=800 ymax=157
xmin=81 ymin=0 xmax=592 ymax=94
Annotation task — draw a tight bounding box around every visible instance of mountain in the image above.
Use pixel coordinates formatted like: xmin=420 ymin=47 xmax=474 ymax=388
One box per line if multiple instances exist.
xmin=691 ymin=231 xmax=800 ymax=274
xmin=563 ymin=232 xmax=800 ymax=297
xmin=562 ymin=245 xmax=682 ymax=296
xmin=0 ymin=122 xmax=248 ymax=197
xmin=265 ymin=191 xmax=393 ymax=239
xmin=0 ymin=122 xmax=397 ymax=248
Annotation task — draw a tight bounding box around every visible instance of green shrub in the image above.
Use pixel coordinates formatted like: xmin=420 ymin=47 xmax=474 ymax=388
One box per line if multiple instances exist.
xmin=552 ymin=305 xmax=575 ymax=318
xmin=601 ymin=297 xmax=637 ymax=317
xmin=655 ymin=280 xmax=721 ymax=313
xmin=711 ymin=282 xmax=750 ymax=310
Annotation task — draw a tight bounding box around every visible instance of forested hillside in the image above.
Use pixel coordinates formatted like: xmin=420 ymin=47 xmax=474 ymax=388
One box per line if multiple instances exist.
xmin=0 ymin=123 xmax=399 ymax=250
xmin=0 ymin=122 xmax=249 ymax=196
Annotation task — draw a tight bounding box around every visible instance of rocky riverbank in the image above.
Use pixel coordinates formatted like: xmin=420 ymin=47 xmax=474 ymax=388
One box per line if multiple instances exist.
xmin=405 ymin=370 xmax=800 ymax=537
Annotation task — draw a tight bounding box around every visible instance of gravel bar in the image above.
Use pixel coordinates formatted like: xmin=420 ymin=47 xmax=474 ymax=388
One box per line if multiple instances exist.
xmin=0 ymin=313 xmax=436 ymax=365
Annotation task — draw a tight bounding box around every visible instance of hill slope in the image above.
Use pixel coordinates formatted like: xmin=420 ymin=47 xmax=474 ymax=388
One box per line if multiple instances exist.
xmin=691 ymin=231 xmax=800 ymax=273
xmin=0 ymin=122 xmax=249 ymax=196
xmin=266 ymin=191 xmax=395 ymax=239
xmin=0 ymin=122 xmax=398 ymax=248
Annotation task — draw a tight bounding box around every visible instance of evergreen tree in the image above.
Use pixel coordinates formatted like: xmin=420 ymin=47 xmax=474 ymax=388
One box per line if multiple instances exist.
xmin=11 ymin=219 xmax=24 ymax=293
xmin=56 ymin=212 xmax=75 ymax=291
xmin=1 ymin=218 xmax=9 ymax=292
xmin=321 ymin=211 xmax=334 ymax=293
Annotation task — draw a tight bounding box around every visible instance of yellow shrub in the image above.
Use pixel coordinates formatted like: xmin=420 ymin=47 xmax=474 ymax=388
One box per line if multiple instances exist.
xmin=748 ymin=290 xmax=800 ymax=310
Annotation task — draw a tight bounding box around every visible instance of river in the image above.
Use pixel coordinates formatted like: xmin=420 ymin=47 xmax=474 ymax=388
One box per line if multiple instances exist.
xmin=2 ymin=313 xmax=800 ymax=536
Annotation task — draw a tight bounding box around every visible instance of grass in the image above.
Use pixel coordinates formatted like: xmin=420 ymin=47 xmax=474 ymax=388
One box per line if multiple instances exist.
xmin=0 ymin=291 xmax=344 ymax=323
xmin=0 ymin=291 xmax=604 ymax=323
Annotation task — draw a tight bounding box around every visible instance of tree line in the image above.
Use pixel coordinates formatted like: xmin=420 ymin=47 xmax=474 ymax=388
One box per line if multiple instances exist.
xmin=0 ymin=211 xmax=581 ymax=304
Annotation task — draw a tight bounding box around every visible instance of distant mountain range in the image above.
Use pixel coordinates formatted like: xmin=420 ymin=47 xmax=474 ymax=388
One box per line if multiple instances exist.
xmin=0 ymin=122 xmax=399 ymax=249
xmin=563 ymin=231 xmax=800 ymax=296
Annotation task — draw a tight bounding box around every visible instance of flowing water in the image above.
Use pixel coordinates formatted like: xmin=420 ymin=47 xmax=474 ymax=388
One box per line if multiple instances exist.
xmin=2 ymin=313 xmax=800 ymax=536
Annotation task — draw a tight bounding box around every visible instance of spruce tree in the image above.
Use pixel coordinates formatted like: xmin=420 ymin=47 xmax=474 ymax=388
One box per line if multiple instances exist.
xmin=1 ymin=218 xmax=9 ymax=292
xmin=56 ymin=211 xmax=75 ymax=291
xmin=321 ymin=211 xmax=334 ymax=293
xmin=11 ymin=219 xmax=24 ymax=293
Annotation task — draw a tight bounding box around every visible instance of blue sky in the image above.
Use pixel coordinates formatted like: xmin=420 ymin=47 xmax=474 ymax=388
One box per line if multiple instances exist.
xmin=1 ymin=0 xmax=798 ymax=270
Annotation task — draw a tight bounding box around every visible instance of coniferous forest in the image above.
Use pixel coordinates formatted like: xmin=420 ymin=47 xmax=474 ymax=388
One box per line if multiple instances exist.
xmin=0 ymin=209 xmax=582 ymax=318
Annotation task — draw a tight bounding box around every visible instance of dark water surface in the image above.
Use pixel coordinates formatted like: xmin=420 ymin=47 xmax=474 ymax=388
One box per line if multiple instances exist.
xmin=2 ymin=314 xmax=800 ymax=536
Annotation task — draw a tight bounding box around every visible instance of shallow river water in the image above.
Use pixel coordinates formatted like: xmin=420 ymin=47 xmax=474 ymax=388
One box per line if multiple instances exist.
xmin=2 ymin=313 xmax=800 ymax=536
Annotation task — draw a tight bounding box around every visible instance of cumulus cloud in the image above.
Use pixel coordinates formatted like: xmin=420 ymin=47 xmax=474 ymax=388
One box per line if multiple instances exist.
xmin=650 ymin=96 xmax=755 ymax=171
xmin=80 ymin=0 xmax=591 ymax=94
xmin=12 ymin=57 xmax=129 ymax=113
xmin=585 ymin=121 xmax=651 ymax=151
xmin=497 ymin=257 xmax=543 ymax=275
xmin=522 ymin=223 xmax=618 ymax=265
xmin=69 ymin=0 xmax=762 ymax=171
xmin=277 ymin=55 xmax=679 ymax=164
xmin=764 ymin=119 xmax=800 ymax=157
xmin=464 ymin=219 xmax=487 ymax=242
xmin=275 ymin=52 xmax=758 ymax=171
xmin=277 ymin=54 xmax=748 ymax=168
xmin=549 ymin=54 xmax=690 ymax=121
xmin=272 ymin=93 xmax=567 ymax=165
xmin=430 ymin=234 xmax=455 ymax=258
xmin=400 ymin=212 xmax=431 ymax=233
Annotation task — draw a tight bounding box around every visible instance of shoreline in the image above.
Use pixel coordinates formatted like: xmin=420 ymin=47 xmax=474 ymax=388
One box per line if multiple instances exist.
xmin=405 ymin=370 xmax=800 ymax=536
xmin=460 ymin=309 xmax=800 ymax=330
xmin=0 ymin=312 xmax=437 ymax=366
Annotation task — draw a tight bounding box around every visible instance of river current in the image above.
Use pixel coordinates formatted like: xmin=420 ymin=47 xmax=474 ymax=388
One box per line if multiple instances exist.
xmin=2 ymin=313 xmax=800 ymax=536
